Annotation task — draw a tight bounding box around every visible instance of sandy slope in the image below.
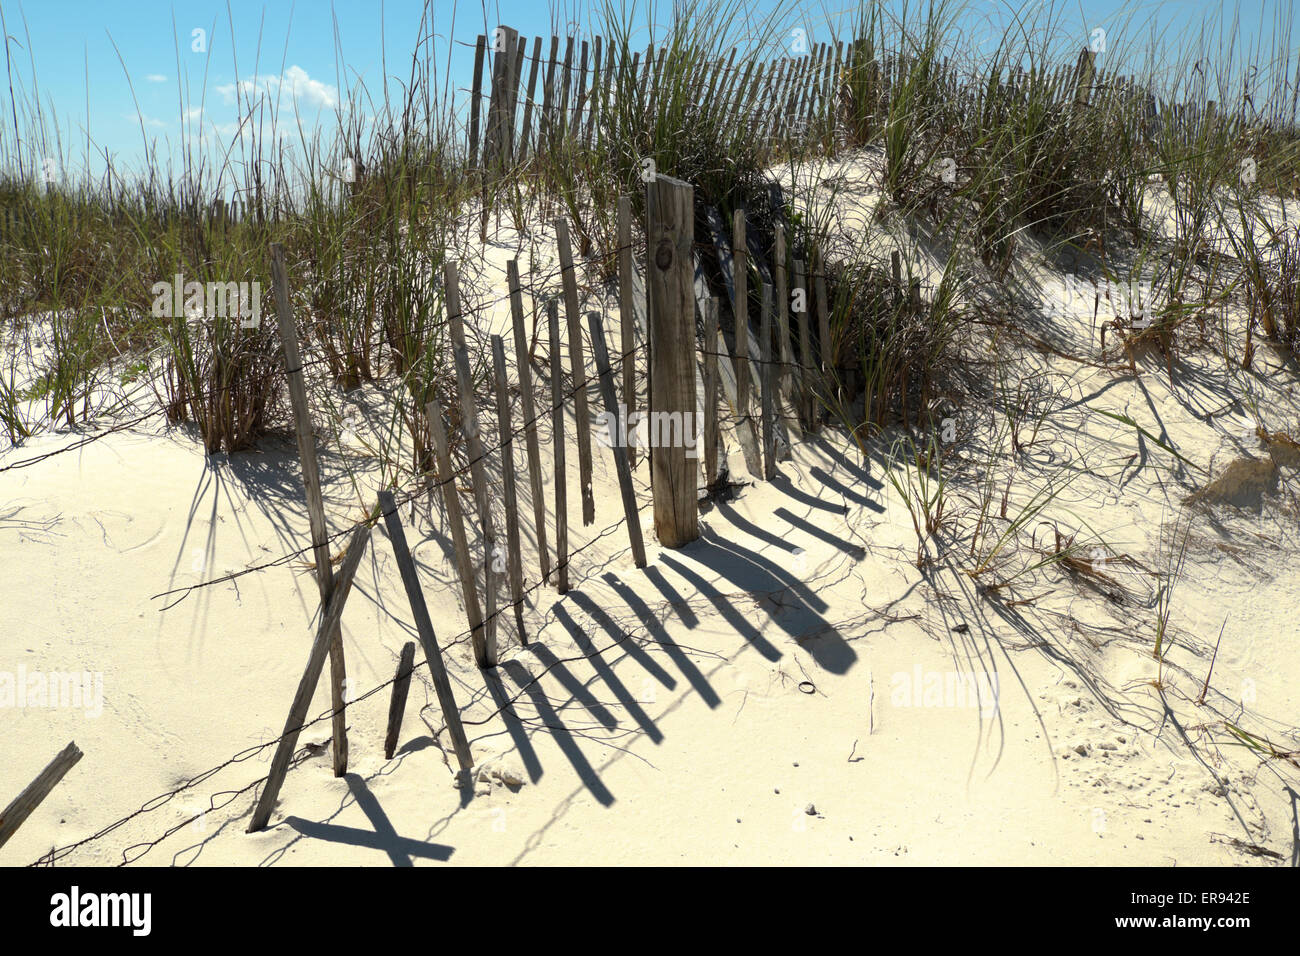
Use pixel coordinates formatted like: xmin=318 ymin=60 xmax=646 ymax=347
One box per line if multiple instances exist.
xmin=2 ymin=160 xmax=1298 ymax=866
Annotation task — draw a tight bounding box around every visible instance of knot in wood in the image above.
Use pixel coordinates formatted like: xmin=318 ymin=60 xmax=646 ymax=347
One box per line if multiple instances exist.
xmin=654 ymin=238 xmax=674 ymax=271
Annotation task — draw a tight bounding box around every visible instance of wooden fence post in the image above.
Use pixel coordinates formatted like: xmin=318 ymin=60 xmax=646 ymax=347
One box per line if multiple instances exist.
xmin=247 ymin=523 xmax=370 ymax=832
xmin=378 ymin=490 xmax=475 ymax=768
xmin=587 ymin=311 xmax=647 ymax=568
xmin=646 ymin=174 xmax=699 ymax=547
xmin=508 ymin=259 xmax=551 ymax=585
xmin=0 ymin=741 xmax=82 ymax=849
xmin=270 ymin=242 xmax=350 ymax=778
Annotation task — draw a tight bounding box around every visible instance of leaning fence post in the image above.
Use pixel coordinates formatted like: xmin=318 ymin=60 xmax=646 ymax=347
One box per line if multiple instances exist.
xmin=270 ymin=242 xmax=350 ymax=778
xmin=247 ymin=523 xmax=370 ymax=833
xmin=588 ymin=311 xmax=647 ymax=568
xmin=378 ymin=490 xmax=476 ymax=767
xmin=646 ymin=173 xmax=700 ymax=547
xmin=0 ymin=741 xmax=82 ymax=850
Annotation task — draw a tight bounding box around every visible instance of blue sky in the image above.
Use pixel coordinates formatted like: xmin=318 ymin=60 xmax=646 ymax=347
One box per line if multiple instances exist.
xmin=0 ymin=0 xmax=1290 ymax=185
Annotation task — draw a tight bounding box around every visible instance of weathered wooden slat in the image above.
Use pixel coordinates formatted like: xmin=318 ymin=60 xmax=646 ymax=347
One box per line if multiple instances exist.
xmin=558 ymin=36 xmax=575 ymax=140
xmin=760 ymin=282 xmax=776 ymax=479
xmin=773 ymin=221 xmax=800 ymax=445
xmin=732 ymin=206 xmax=751 ymax=448
xmin=617 ymin=196 xmax=638 ymax=470
xmin=247 ymin=523 xmax=370 ymax=832
xmin=587 ymin=311 xmax=647 ymax=568
xmin=702 ymin=297 xmax=720 ymax=487
xmin=540 ymin=36 xmax=560 ymax=151
xmin=425 ymin=402 xmax=489 ymax=666
xmin=793 ymin=256 xmax=815 ymax=428
xmin=508 ymin=259 xmax=551 ymax=585
xmin=548 ymin=299 xmax=570 ymax=592
xmin=814 ymin=245 xmax=834 ymax=420
xmin=383 ymin=642 xmax=416 ymax=760
xmin=555 ymin=217 xmax=596 ymax=524
xmin=0 ymin=741 xmax=82 ymax=849
xmin=490 ymin=334 xmax=528 ymax=639
xmin=701 ymin=206 xmax=761 ymax=474
xmin=518 ymin=36 xmax=543 ymax=161
xmin=469 ymin=35 xmax=487 ymax=166
xmin=270 ymin=242 xmax=349 ymax=778
xmin=444 ymin=263 xmax=499 ymax=662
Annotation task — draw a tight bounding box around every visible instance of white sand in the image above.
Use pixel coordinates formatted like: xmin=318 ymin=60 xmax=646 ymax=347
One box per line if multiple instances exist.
xmin=2 ymin=160 xmax=1297 ymax=866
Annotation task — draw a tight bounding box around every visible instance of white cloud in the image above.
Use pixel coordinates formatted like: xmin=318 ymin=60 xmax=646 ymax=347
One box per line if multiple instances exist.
xmin=216 ymin=65 xmax=337 ymax=111
xmin=128 ymin=111 xmax=167 ymax=129
xmin=145 ymin=74 xmax=167 ymax=84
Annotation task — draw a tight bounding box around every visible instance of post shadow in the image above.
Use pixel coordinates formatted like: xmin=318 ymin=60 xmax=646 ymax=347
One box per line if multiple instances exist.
xmin=602 ymin=573 xmax=721 ymax=709
xmin=553 ymin=604 xmax=665 ymax=744
xmin=284 ymin=774 xmax=454 ymax=866
xmin=500 ymin=658 xmax=615 ymax=807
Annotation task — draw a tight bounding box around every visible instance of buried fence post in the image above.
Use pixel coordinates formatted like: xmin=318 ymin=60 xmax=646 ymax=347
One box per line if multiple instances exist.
xmin=383 ymin=642 xmax=416 ymax=761
xmin=247 ymin=523 xmax=371 ymax=833
xmin=645 ymin=173 xmax=700 ymax=548
xmin=425 ymin=402 xmax=491 ymax=667
xmin=377 ymin=490 xmax=476 ymax=769
xmin=0 ymin=741 xmax=83 ymax=850
xmin=269 ymin=242 xmax=350 ymax=778
xmin=587 ymin=311 xmax=647 ymax=568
